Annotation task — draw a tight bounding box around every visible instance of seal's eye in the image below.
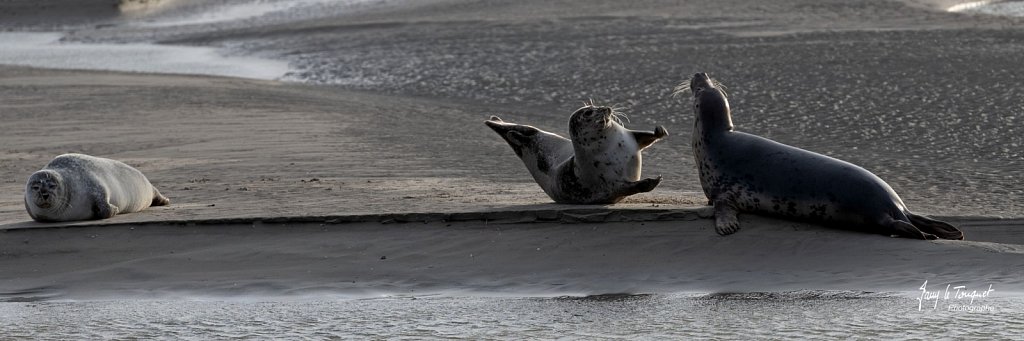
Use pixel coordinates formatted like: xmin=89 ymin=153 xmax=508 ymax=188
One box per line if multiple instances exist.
xmin=31 ymin=185 xmax=40 ymax=191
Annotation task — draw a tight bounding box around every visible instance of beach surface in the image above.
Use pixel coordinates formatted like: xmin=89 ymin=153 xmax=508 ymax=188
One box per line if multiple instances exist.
xmin=1 ymin=0 xmax=1022 ymax=309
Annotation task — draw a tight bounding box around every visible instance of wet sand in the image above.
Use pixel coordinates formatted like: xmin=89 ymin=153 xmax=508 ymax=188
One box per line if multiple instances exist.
xmin=1 ymin=0 xmax=1023 ymax=301
xmin=3 ymin=214 xmax=1023 ymax=301
xmin=0 ymin=0 xmax=121 ymax=29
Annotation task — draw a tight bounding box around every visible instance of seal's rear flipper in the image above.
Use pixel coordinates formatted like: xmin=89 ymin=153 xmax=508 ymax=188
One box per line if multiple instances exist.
xmin=889 ymin=220 xmax=937 ymax=240
xmin=631 ymin=126 xmax=669 ymax=149
xmin=908 ymin=213 xmax=964 ymax=240
xmin=612 ymin=176 xmax=662 ymax=200
xmin=485 ymin=117 xmax=538 ymax=137
xmin=152 ymin=187 xmax=170 ymax=206
xmin=633 ymin=176 xmax=662 ymax=194
xmin=485 ymin=118 xmax=542 ymax=154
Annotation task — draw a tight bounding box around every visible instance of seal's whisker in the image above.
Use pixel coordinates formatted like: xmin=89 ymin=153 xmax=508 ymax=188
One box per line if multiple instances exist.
xmin=609 ymin=105 xmax=630 ymax=124
xmin=608 ymin=113 xmax=621 ymax=125
xmin=711 ymin=79 xmax=729 ymax=98
xmin=672 ymin=80 xmax=692 ymax=97
xmin=611 ymin=112 xmax=630 ymax=125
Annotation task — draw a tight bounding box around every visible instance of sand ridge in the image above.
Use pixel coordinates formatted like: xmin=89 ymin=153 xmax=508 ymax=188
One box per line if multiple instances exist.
xmin=1 ymin=67 xmax=1021 ymax=300
xmin=2 ymin=215 xmax=1022 ymax=301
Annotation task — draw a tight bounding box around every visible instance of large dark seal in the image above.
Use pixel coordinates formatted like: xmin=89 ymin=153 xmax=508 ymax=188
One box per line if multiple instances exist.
xmin=486 ymin=104 xmax=668 ymax=204
xmin=686 ymin=72 xmax=963 ymax=240
xmin=25 ymin=153 xmax=170 ymax=222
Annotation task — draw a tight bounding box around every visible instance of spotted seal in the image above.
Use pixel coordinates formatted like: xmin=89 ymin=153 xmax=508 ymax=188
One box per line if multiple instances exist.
xmin=486 ymin=104 xmax=668 ymax=204
xmin=685 ymin=72 xmax=963 ymax=240
xmin=24 ymin=153 xmax=170 ymax=222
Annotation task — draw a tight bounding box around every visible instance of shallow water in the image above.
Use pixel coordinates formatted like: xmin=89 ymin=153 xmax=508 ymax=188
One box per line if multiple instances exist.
xmin=0 ymin=32 xmax=287 ymax=80
xmin=2 ymin=293 xmax=1021 ymax=339
xmin=122 ymin=0 xmax=372 ymax=28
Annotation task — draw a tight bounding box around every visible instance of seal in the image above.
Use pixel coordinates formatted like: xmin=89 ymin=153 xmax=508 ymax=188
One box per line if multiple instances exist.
xmin=24 ymin=153 xmax=170 ymax=222
xmin=486 ymin=104 xmax=668 ymax=204
xmin=685 ymin=72 xmax=963 ymax=240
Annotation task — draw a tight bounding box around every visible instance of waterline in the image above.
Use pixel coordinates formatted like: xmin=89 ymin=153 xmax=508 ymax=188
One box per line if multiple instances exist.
xmin=0 ymin=32 xmax=288 ymax=80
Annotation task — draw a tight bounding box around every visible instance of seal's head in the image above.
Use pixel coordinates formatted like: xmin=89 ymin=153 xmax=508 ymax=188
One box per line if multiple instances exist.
xmin=568 ymin=103 xmax=627 ymax=144
xmin=684 ymin=72 xmax=733 ymax=131
xmin=25 ymin=170 xmax=67 ymax=210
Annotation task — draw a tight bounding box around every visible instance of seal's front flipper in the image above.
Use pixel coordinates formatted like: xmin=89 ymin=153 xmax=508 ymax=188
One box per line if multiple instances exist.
xmin=632 ymin=125 xmax=669 ymax=149
xmin=908 ymin=213 xmax=963 ymax=240
xmin=714 ymin=202 xmax=740 ymax=236
xmin=93 ymin=202 xmax=119 ymax=220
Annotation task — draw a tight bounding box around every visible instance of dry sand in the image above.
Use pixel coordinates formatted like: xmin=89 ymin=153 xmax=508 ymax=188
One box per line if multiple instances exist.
xmin=0 ymin=66 xmax=705 ymax=228
xmin=1 ymin=0 xmax=1022 ymax=300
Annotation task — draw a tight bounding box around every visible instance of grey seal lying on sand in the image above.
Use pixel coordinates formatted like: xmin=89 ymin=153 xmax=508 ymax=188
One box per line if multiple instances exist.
xmin=686 ymin=72 xmax=963 ymax=240
xmin=25 ymin=153 xmax=170 ymax=222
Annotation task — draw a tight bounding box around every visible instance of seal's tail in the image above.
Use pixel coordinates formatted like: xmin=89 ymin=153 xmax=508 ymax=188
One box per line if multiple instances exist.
xmin=908 ymin=213 xmax=964 ymax=240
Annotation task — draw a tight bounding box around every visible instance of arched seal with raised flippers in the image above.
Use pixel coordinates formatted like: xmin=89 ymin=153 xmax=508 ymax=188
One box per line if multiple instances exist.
xmin=486 ymin=104 xmax=668 ymax=204
xmin=25 ymin=153 xmax=170 ymax=222
xmin=685 ymin=72 xmax=963 ymax=240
